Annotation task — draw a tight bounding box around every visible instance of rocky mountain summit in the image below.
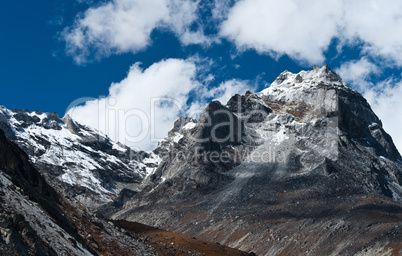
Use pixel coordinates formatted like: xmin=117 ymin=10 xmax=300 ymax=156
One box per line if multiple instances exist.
xmin=0 ymin=107 xmax=160 ymax=209
xmin=108 ymin=65 xmax=402 ymax=255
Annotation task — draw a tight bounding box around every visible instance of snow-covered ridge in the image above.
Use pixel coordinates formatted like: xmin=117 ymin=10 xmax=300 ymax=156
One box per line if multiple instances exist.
xmin=0 ymin=106 xmax=160 ymax=209
xmin=260 ymin=64 xmax=349 ymax=97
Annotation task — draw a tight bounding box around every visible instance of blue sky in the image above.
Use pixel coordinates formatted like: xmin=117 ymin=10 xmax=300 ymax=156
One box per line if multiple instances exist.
xmin=1 ymin=0 xmax=402 ymax=151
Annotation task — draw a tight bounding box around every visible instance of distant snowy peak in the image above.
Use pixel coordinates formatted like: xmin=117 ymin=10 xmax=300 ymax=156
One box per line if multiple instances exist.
xmin=0 ymin=106 xmax=160 ymax=209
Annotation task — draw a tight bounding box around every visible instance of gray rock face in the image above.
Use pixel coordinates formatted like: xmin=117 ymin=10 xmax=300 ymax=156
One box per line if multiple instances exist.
xmin=109 ymin=65 xmax=402 ymax=255
xmin=0 ymin=106 xmax=160 ymax=209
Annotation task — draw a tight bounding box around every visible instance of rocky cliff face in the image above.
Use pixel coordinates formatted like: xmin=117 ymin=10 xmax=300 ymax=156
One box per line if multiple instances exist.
xmin=109 ymin=65 xmax=402 ymax=255
xmin=0 ymin=107 xmax=160 ymax=209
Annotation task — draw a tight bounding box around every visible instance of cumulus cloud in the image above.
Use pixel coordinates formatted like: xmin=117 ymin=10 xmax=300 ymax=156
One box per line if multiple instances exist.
xmin=335 ymin=58 xmax=380 ymax=91
xmin=211 ymin=0 xmax=234 ymax=21
xmin=67 ymin=58 xmax=198 ymax=150
xmin=220 ymin=0 xmax=402 ymax=66
xmin=64 ymin=0 xmax=402 ymax=67
xmin=340 ymin=1 xmax=402 ymax=66
xmin=205 ymin=79 xmax=254 ymax=104
xmin=63 ymin=0 xmax=402 ymax=67
xmin=220 ymin=0 xmax=342 ymax=64
xmin=66 ymin=58 xmax=252 ymax=150
xmin=62 ymin=0 xmax=211 ymax=63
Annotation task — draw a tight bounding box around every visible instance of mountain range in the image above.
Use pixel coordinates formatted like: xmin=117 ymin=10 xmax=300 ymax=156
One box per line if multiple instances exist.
xmin=1 ymin=65 xmax=401 ymax=255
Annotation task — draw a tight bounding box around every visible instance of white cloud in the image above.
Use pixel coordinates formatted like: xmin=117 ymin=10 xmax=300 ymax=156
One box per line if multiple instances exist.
xmin=165 ymin=0 xmax=213 ymax=45
xmin=62 ymin=0 xmax=211 ymax=63
xmin=220 ymin=0 xmax=343 ymax=64
xmin=204 ymin=79 xmax=254 ymax=104
xmin=340 ymin=1 xmax=402 ymax=66
xmin=66 ymin=58 xmax=252 ymax=150
xmin=63 ymin=0 xmax=402 ymax=67
xmin=67 ymin=58 xmax=199 ymax=150
xmin=220 ymin=0 xmax=402 ymax=66
xmin=335 ymin=58 xmax=380 ymax=91
xmin=212 ymin=0 xmax=233 ymax=21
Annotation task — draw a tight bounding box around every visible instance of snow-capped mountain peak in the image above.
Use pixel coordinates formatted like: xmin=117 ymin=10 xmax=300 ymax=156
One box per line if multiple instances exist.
xmin=262 ymin=64 xmax=347 ymax=96
xmin=0 ymin=106 xmax=160 ymax=209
